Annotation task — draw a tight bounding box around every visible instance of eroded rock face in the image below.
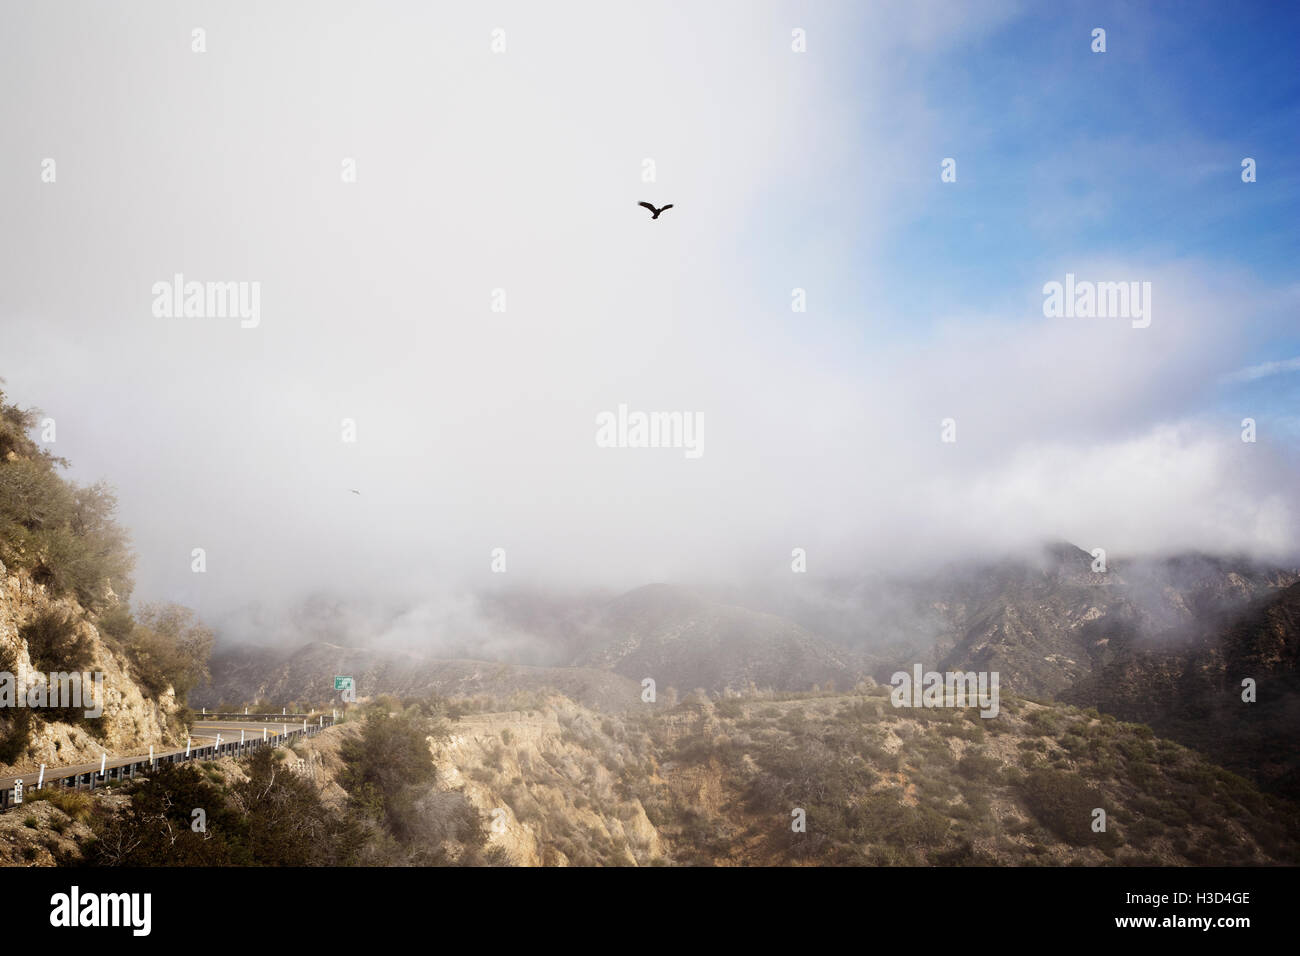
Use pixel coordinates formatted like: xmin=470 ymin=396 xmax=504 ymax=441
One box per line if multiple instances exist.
xmin=0 ymin=562 xmax=182 ymax=774
xmin=432 ymin=700 xmax=666 ymax=866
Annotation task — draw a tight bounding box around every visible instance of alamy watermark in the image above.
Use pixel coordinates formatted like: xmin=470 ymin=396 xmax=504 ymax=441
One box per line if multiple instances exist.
xmin=50 ymin=886 xmax=150 ymax=936
xmin=1042 ymin=273 xmax=1151 ymax=328
xmin=151 ymin=274 xmax=260 ymax=328
xmin=0 ymin=667 xmax=104 ymax=719
xmin=890 ymin=665 xmax=1000 ymax=718
xmin=595 ymin=404 xmax=703 ymax=459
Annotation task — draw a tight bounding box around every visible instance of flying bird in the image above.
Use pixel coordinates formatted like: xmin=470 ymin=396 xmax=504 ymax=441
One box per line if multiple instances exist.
xmin=638 ymin=202 xmax=674 ymax=220
xmin=349 ymin=489 xmax=361 ymax=495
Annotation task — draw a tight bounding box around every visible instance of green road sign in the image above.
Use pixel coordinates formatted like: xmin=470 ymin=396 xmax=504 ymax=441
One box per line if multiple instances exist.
xmin=334 ymin=676 xmax=353 ymax=690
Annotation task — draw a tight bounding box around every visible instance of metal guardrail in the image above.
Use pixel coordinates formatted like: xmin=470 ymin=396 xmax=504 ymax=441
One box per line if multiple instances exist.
xmin=0 ymin=718 xmax=336 ymax=812
xmin=194 ymin=713 xmax=316 ymax=721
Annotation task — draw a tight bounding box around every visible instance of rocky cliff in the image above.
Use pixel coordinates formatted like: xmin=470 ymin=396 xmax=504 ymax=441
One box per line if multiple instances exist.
xmin=0 ymin=560 xmax=182 ymax=774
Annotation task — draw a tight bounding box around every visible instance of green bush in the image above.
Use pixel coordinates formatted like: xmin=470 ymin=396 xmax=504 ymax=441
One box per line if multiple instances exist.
xmin=28 ymin=787 xmax=93 ymax=821
xmin=0 ymin=385 xmax=134 ymax=609
xmin=957 ymin=751 xmax=1001 ymax=782
xmin=80 ymin=752 xmax=363 ymax=867
xmin=1025 ymin=709 xmax=1061 ymax=736
xmin=0 ymin=641 xmax=31 ymax=762
xmin=850 ymin=793 xmax=951 ymax=849
xmin=96 ymin=604 xmax=135 ymax=644
xmin=1016 ymin=768 xmax=1119 ymax=849
xmin=714 ymin=698 xmax=744 ymax=719
xmin=0 ymin=708 xmax=34 ymax=763
xmin=124 ymin=603 xmax=213 ymax=702
xmin=20 ymin=608 xmax=93 ymax=673
xmin=14 ymin=609 xmax=106 ymax=732
xmin=338 ymin=711 xmax=439 ymax=842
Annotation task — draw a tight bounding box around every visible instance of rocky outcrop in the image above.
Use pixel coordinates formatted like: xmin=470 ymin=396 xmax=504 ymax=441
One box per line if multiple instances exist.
xmin=432 ymin=698 xmax=667 ymax=866
xmin=0 ymin=560 xmax=182 ymax=774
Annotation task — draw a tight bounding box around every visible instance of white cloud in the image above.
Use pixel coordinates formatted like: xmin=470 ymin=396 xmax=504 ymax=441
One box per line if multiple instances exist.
xmin=0 ymin=1 xmax=1294 ymax=621
xmin=1221 ymin=356 xmax=1300 ymax=384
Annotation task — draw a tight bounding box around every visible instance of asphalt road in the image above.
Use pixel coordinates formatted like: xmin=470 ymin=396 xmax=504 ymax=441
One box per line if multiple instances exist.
xmin=0 ymin=717 xmax=328 ymax=794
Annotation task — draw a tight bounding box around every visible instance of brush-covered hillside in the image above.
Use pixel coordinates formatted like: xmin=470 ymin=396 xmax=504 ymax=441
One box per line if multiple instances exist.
xmin=0 ymin=384 xmax=211 ymax=773
xmin=15 ymin=687 xmax=1296 ymax=867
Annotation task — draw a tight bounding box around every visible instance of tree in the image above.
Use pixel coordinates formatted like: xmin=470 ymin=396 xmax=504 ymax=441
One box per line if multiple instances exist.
xmin=0 ymin=384 xmax=133 ymax=607
xmin=127 ymin=603 xmax=214 ymax=702
xmin=80 ymin=764 xmax=238 ymax=866
xmin=233 ymin=748 xmax=364 ymax=865
xmin=338 ymin=711 xmax=438 ymax=841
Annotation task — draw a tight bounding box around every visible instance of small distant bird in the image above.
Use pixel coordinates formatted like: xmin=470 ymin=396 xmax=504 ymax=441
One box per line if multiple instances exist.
xmin=638 ymin=201 xmax=674 ymax=220
xmin=349 ymin=489 xmax=361 ymax=495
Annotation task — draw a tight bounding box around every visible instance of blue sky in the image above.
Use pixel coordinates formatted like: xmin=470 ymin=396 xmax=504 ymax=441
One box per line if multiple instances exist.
xmin=751 ymin=0 xmax=1300 ymax=436
xmin=915 ymin=2 xmax=1297 ymax=284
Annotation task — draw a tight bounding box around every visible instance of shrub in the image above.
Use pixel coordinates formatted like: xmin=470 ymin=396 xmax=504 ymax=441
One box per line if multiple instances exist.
xmin=714 ymin=699 xmax=744 ymax=719
xmin=80 ymin=754 xmax=363 ymax=867
xmin=234 ymin=748 xmax=365 ymax=866
xmin=20 ymin=608 xmax=93 ymax=673
xmin=1025 ymin=709 xmax=1061 ymax=736
xmin=0 ymin=417 xmax=134 ymax=610
xmin=96 ymin=604 xmax=135 ymax=644
xmin=1129 ymin=817 xmax=1163 ymax=845
xmin=1128 ymin=762 xmax=1158 ymax=787
xmin=0 ymin=708 xmax=34 ymax=764
xmin=0 ymin=641 xmax=32 ymax=762
xmin=124 ymin=603 xmax=213 ymax=702
xmin=1016 ymin=768 xmax=1119 ymax=849
xmin=851 ymin=793 xmax=951 ymax=849
xmin=1060 ymin=732 xmax=1088 ymax=756
xmin=957 ymin=751 xmax=1001 ymax=782
xmin=29 ymin=787 xmax=93 ymax=822
xmin=338 ymin=711 xmax=439 ymax=842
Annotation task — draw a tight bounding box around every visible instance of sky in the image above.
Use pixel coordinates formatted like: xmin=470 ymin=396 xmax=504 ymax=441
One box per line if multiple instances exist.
xmin=0 ymin=0 xmax=1297 ymax=636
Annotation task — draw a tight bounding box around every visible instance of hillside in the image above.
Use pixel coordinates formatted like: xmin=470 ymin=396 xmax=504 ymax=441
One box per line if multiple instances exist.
xmin=1064 ymin=580 xmax=1300 ymax=799
xmin=0 ymin=562 xmax=185 ymax=773
xmin=195 ymin=642 xmax=644 ymax=713
xmin=921 ymin=546 xmax=1298 ymax=700
xmin=197 ymin=557 xmax=1300 ymax=805
xmin=198 ymin=585 xmax=869 ymax=709
xmin=433 ymin=689 xmax=1299 ymax=866
xmin=17 ymin=687 xmax=1297 ymax=867
xmin=569 ymin=583 xmax=867 ymax=694
xmin=0 ymin=385 xmax=210 ymax=775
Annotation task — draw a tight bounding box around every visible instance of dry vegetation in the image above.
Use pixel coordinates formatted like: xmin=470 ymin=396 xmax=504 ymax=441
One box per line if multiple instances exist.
xmin=7 ymin=686 xmax=1295 ymax=868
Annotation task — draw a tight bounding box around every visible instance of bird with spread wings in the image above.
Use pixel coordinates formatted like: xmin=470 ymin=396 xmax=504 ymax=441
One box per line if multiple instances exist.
xmin=638 ymin=202 xmax=674 ymax=219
